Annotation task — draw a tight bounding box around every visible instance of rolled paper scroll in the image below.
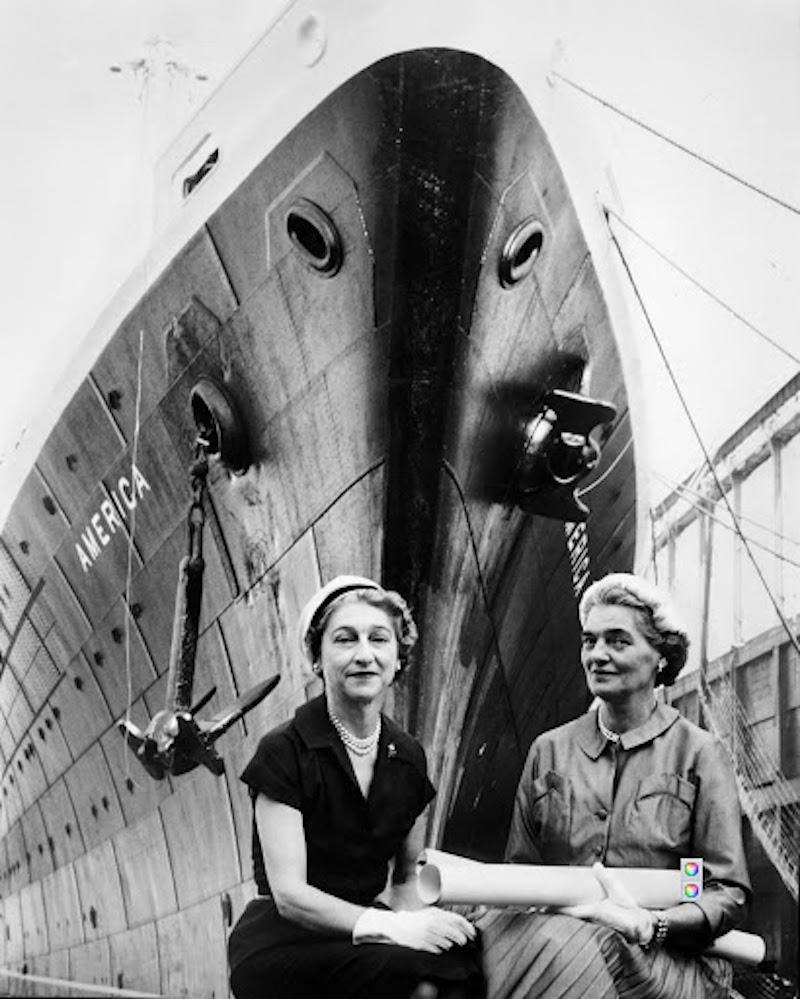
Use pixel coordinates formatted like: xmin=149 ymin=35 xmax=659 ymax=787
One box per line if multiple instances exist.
xmin=705 ymin=930 xmax=765 ymax=965
xmin=417 ymin=849 xmax=765 ymax=966
xmin=417 ymin=850 xmax=681 ymax=907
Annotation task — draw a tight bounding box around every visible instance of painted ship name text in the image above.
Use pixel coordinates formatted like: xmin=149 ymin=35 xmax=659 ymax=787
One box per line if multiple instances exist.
xmin=75 ymin=464 xmax=152 ymax=573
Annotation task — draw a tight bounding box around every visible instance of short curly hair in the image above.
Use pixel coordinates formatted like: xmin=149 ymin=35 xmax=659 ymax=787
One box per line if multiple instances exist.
xmin=579 ymin=573 xmax=689 ymax=686
xmin=304 ymin=588 xmax=418 ymax=671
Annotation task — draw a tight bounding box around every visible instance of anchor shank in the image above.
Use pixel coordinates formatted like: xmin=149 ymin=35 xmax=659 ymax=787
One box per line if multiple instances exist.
xmin=169 ymin=554 xmax=205 ymax=712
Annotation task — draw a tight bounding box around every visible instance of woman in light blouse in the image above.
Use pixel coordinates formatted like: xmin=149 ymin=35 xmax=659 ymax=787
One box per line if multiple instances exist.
xmin=479 ymin=573 xmax=751 ymax=999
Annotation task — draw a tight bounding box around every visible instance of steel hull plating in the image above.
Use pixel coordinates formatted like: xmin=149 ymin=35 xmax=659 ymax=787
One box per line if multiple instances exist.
xmin=0 ymin=49 xmax=634 ymax=994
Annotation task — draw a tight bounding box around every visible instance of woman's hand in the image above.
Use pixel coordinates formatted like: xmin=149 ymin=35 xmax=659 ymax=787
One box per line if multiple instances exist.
xmin=556 ymin=863 xmax=653 ymax=945
xmin=353 ymin=906 xmax=477 ymax=952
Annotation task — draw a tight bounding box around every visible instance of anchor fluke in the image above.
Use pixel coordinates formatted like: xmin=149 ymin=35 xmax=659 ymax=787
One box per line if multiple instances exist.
xmin=117 ymin=674 xmax=280 ymax=780
xmin=198 ymin=674 xmax=281 ymax=739
xmin=118 ymin=717 xmax=169 ymax=781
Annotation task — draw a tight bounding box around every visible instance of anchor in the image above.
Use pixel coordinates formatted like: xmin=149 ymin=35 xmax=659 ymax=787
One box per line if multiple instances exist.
xmin=514 ymin=388 xmax=617 ymax=522
xmin=119 ymin=404 xmax=278 ymax=780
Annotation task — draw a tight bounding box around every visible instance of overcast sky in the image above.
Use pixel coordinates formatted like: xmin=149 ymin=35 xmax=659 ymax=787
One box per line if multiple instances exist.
xmin=0 ymin=0 xmax=283 ymax=500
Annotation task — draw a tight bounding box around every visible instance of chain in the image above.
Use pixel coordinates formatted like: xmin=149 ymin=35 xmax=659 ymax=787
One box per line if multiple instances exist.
xmin=187 ymin=440 xmax=209 ymax=562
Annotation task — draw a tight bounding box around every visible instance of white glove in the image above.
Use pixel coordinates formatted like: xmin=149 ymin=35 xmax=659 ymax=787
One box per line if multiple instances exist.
xmin=353 ymin=906 xmax=476 ymax=952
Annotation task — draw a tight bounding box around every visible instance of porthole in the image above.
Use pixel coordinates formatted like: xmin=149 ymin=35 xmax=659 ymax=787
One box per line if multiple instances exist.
xmin=285 ymin=198 xmax=342 ymax=276
xmin=499 ymin=217 xmax=544 ymax=288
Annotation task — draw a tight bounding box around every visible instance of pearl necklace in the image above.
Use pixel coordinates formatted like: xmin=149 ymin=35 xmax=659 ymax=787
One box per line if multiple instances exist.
xmin=597 ymin=709 xmax=621 ymax=743
xmin=597 ymin=698 xmax=659 ymax=744
xmin=328 ymin=708 xmax=381 ymax=756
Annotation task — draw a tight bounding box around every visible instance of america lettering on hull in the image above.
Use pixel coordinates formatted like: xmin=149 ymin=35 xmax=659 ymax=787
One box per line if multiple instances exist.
xmin=74 ymin=463 xmax=152 ymax=573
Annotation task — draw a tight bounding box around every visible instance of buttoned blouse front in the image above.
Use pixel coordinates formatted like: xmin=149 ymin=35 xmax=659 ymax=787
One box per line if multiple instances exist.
xmin=505 ymin=701 xmax=750 ymax=938
xmin=242 ymin=695 xmax=435 ymax=907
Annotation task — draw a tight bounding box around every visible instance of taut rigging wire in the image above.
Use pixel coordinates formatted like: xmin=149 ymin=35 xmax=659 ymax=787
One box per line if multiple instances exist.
xmin=605 ymin=221 xmax=800 ymax=659
xmin=651 ymin=472 xmax=800 ymax=571
xmin=651 ymin=466 xmax=800 ymax=549
xmin=605 ymin=207 xmax=800 ymax=368
xmin=552 ymin=71 xmax=800 ymax=218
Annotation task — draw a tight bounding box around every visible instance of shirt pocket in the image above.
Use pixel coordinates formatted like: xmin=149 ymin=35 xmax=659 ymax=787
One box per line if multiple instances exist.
xmin=529 ymin=770 xmax=572 ymax=861
xmin=632 ymin=773 xmax=697 ymax=852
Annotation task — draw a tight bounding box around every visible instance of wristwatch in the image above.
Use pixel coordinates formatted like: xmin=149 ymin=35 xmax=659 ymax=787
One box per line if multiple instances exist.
xmin=642 ymin=910 xmax=669 ymax=949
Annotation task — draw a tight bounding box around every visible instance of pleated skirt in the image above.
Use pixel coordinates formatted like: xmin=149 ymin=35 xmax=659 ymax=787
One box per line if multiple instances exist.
xmin=475 ymin=909 xmax=733 ymax=999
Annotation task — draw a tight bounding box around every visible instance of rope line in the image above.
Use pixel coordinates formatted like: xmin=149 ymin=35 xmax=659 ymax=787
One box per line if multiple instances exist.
xmin=651 ymin=466 xmax=800 ymax=548
xmin=648 ymin=509 xmax=660 ymax=585
xmin=606 ymin=224 xmax=800 ymax=659
xmin=553 ymin=71 xmax=800 ymax=218
xmin=576 ymin=436 xmax=633 ymax=496
xmin=122 ymin=329 xmax=146 ymax=780
xmin=698 ymin=674 xmax=799 ymax=901
xmin=653 ymin=476 xmax=800 ymax=570
xmin=441 ymin=459 xmax=524 ymax=761
xmin=606 ymin=208 xmax=800 ymax=367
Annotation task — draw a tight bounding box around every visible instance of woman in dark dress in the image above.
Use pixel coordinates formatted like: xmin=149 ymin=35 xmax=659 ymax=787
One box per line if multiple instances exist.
xmin=478 ymin=572 xmax=751 ymax=999
xmin=228 ymin=575 xmax=483 ymax=999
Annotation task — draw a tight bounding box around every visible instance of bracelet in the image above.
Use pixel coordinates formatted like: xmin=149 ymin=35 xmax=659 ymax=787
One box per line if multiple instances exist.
xmin=643 ymin=910 xmax=669 ymax=950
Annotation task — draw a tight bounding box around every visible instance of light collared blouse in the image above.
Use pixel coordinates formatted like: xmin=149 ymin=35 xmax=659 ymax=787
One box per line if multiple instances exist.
xmin=505 ymin=701 xmax=750 ymax=939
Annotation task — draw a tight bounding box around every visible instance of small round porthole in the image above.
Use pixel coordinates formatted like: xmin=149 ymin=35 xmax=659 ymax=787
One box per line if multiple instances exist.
xmin=499 ymin=217 xmax=544 ymax=288
xmin=286 ymin=198 xmax=342 ymax=277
